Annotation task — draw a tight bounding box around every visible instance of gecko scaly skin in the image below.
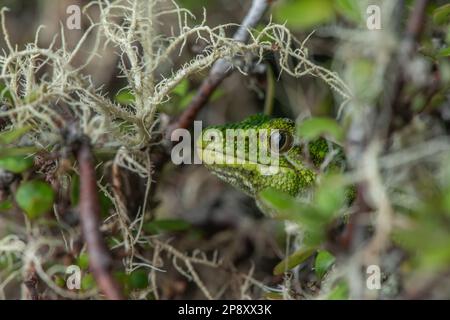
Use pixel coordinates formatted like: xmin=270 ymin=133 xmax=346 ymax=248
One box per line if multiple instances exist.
xmin=196 ymin=114 xmax=345 ymax=213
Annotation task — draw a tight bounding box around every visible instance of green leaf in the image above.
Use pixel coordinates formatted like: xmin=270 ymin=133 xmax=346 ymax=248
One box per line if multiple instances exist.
xmin=128 ymin=270 xmax=149 ymax=289
xmin=443 ymin=187 xmax=450 ymax=214
xmin=334 ymin=0 xmax=361 ymax=23
xmin=0 ymin=82 xmax=13 ymax=103
xmin=143 ymin=219 xmax=191 ymax=234
xmin=81 ymin=273 xmax=96 ymax=291
xmin=303 ymin=230 xmax=327 ymax=247
xmin=274 ymin=0 xmax=335 ymax=30
xmin=15 ymin=180 xmax=55 ymax=219
xmin=179 ymin=92 xmax=195 ymax=110
xmin=0 ymin=200 xmax=12 ymax=211
xmin=259 ymin=188 xmax=299 ymax=213
xmin=114 ymin=271 xmax=128 ymax=286
xmin=99 ymin=191 xmax=112 ymax=218
xmin=314 ymin=175 xmax=346 ymax=216
xmin=438 ymin=47 xmax=450 ymax=58
xmin=328 ymin=280 xmax=349 ymax=300
xmin=260 ymin=188 xmax=339 ymax=247
xmin=0 ymin=126 xmax=31 ymax=145
xmin=433 ymin=4 xmax=450 ymax=25
xmin=273 ymin=247 xmax=316 ymax=275
xmin=54 ymin=275 xmax=66 ymax=288
xmin=315 ymin=250 xmax=335 ymax=279
xmin=115 ymin=89 xmax=135 ymax=105
xmin=70 ymin=175 xmax=80 ymax=206
xmin=172 ymin=79 xmax=189 ymax=96
xmin=260 ymin=188 xmax=324 ymax=230
xmin=24 ymin=90 xmax=40 ymax=104
xmin=0 ymin=255 xmax=9 ymax=270
xmin=393 ymin=226 xmax=450 ymax=271
xmin=76 ymin=253 xmax=89 ymax=270
xmin=447 ymin=25 xmax=450 ymax=44
xmin=345 ymin=58 xmax=378 ymax=102
xmin=297 ymin=117 xmax=344 ymax=143
xmin=0 ymin=155 xmax=33 ymax=173
xmin=0 ymin=146 xmax=39 ymax=157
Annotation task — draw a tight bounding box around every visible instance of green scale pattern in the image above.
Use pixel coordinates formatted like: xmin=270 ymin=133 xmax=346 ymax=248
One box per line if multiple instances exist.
xmin=198 ymin=114 xmax=342 ymax=199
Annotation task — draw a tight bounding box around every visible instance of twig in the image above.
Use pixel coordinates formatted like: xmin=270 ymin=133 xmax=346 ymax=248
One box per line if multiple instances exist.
xmin=152 ymin=239 xmax=220 ymax=300
xmin=167 ymin=0 xmax=274 ymax=135
xmin=24 ymin=265 xmax=39 ymax=300
xmin=76 ymin=136 xmax=124 ymax=300
xmin=406 ymin=0 xmax=429 ymax=42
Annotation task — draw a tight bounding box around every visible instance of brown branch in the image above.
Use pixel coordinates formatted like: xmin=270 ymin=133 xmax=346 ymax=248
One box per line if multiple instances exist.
xmin=406 ymin=0 xmax=429 ymax=42
xmin=166 ymin=0 xmax=274 ymax=136
xmin=76 ymin=137 xmax=124 ymax=300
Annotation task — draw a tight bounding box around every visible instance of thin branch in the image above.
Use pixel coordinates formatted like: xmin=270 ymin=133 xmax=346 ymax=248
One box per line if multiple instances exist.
xmin=24 ymin=265 xmax=39 ymax=300
xmin=406 ymin=0 xmax=429 ymax=42
xmin=76 ymin=135 xmax=124 ymax=300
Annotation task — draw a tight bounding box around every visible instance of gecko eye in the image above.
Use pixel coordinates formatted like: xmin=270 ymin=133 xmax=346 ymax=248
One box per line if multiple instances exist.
xmin=270 ymin=130 xmax=293 ymax=154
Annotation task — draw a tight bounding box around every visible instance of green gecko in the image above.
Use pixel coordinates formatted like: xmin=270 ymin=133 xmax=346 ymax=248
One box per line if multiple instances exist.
xmin=196 ymin=114 xmax=345 ymax=214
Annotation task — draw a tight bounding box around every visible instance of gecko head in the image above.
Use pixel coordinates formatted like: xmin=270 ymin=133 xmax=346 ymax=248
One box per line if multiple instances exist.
xmin=196 ymin=114 xmax=317 ymax=197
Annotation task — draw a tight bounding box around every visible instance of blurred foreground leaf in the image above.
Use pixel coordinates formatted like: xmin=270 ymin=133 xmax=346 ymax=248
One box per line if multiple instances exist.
xmin=433 ymin=4 xmax=450 ymax=25
xmin=345 ymin=58 xmax=378 ymax=102
xmin=76 ymin=253 xmax=89 ymax=270
xmin=274 ymin=0 xmax=335 ymax=30
xmin=172 ymin=79 xmax=189 ymax=96
xmin=81 ymin=274 xmax=96 ymax=291
xmin=328 ymin=280 xmax=349 ymax=300
xmin=273 ymin=247 xmax=316 ymax=275
xmin=334 ymin=0 xmax=361 ymax=23
xmin=0 ymin=155 xmax=33 ymax=173
xmin=315 ymin=250 xmax=335 ymax=279
xmin=297 ymin=117 xmax=344 ymax=143
xmin=315 ymin=175 xmax=346 ymax=216
xmin=0 ymin=82 xmax=13 ymax=103
xmin=438 ymin=47 xmax=450 ymax=57
xmin=0 ymin=126 xmax=31 ymax=145
xmin=261 ymin=174 xmax=347 ymax=247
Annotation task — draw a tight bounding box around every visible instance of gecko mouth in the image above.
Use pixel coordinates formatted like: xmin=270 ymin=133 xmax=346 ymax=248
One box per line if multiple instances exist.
xmin=195 ymin=125 xmax=296 ymax=176
xmin=196 ymin=146 xmax=285 ymax=176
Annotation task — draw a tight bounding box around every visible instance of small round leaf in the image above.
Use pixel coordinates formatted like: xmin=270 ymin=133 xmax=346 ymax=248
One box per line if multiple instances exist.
xmin=16 ymin=180 xmax=55 ymax=219
xmin=128 ymin=270 xmax=149 ymax=289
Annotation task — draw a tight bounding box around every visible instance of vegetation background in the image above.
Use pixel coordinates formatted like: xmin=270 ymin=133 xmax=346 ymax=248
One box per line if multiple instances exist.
xmin=0 ymin=0 xmax=449 ymax=300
